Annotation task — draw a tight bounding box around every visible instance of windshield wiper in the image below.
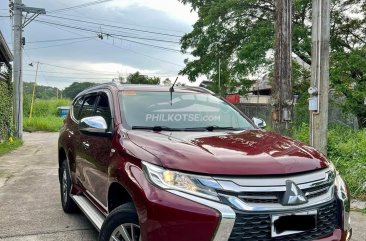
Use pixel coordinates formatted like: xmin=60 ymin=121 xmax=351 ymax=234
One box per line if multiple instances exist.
xmin=184 ymin=126 xmax=244 ymax=132
xmin=132 ymin=126 xmax=181 ymax=132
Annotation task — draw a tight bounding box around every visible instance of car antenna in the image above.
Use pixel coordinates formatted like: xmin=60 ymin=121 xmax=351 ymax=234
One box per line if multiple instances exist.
xmin=169 ymin=77 xmax=179 ymax=105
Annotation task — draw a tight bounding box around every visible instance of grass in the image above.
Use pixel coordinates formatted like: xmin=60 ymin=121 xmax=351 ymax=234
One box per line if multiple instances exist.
xmin=0 ymin=139 xmax=23 ymax=156
xmin=23 ymin=98 xmax=70 ymax=132
xmin=24 ymin=116 xmax=65 ymax=132
xmin=292 ymin=124 xmax=366 ymax=200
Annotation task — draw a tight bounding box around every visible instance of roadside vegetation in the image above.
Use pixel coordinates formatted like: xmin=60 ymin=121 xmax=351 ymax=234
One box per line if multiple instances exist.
xmin=293 ymin=124 xmax=366 ymax=200
xmin=0 ymin=139 xmax=22 ymax=156
xmin=23 ymin=98 xmax=70 ymax=132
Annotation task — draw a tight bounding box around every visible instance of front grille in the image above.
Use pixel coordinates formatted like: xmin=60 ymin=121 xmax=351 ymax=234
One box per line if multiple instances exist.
xmin=237 ymin=182 xmax=332 ymax=204
xmin=229 ymin=201 xmax=338 ymax=241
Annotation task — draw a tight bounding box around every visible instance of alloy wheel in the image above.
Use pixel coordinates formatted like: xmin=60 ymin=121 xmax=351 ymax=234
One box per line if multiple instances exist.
xmin=62 ymin=168 xmax=68 ymax=204
xmin=109 ymin=223 xmax=141 ymax=241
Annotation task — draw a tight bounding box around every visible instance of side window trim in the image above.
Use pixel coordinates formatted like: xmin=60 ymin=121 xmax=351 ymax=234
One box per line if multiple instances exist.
xmin=71 ymin=96 xmax=84 ymax=122
xmin=95 ymin=90 xmax=114 ymax=130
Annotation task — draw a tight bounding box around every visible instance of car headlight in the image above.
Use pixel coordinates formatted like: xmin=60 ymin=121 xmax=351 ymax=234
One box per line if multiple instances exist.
xmin=142 ymin=161 xmax=222 ymax=201
xmin=335 ymin=174 xmax=348 ymax=201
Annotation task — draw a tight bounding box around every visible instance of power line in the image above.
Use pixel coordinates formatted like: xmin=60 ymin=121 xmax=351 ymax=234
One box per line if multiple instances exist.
xmin=44 ymin=15 xmax=183 ymax=38
xmin=52 ymin=11 xmax=187 ymax=34
xmin=34 ymin=19 xmax=181 ymax=44
xmin=34 ymin=20 xmax=184 ymax=68
xmin=27 ymin=36 xmax=95 ymax=43
xmin=40 ymin=62 xmax=117 ymax=75
xmin=25 ymin=38 xmax=95 ymax=50
xmin=48 ymin=0 xmax=112 ymax=14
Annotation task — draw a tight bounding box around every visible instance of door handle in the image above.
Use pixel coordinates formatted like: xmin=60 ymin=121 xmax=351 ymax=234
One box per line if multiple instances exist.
xmin=82 ymin=141 xmax=90 ymax=148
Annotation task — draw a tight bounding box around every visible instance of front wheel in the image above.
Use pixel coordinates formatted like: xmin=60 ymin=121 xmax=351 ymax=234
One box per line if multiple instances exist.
xmin=60 ymin=160 xmax=78 ymax=213
xmin=99 ymin=203 xmax=140 ymax=241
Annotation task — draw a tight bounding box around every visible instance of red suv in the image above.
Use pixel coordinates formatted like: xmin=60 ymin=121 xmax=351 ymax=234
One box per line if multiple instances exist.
xmin=58 ymin=83 xmax=352 ymax=241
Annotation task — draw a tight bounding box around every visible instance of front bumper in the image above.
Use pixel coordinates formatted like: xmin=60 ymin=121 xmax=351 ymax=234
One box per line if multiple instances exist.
xmin=128 ymin=165 xmax=351 ymax=241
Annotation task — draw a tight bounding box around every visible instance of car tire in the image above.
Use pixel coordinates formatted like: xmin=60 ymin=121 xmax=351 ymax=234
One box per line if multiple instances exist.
xmin=99 ymin=203 xmax=140 ymax=241
xmin=60 ymin=160 xmax=78 ymax=213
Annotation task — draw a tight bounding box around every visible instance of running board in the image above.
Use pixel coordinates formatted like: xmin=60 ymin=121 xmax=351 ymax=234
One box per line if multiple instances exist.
xmin=71 ymin=194 xmax=106 ymax=231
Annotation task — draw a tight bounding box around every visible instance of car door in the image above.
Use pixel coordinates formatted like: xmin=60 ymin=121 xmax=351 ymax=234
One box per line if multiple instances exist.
xmin=78 ymin=92 xmax=113 ymax=208
xmin=75 ymin=94 xmax=98 ymax=191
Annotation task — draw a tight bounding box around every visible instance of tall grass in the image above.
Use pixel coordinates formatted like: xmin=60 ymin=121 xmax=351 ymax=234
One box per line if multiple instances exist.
xmin=24 ymin=98 xmax=70 ymax=132
xmin=292 ymin=124 xmax=366 ymax=200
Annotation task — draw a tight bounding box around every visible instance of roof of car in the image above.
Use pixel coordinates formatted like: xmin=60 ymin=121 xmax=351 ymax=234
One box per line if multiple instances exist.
xmin=76 ymin=82 xmax=215 ymax=98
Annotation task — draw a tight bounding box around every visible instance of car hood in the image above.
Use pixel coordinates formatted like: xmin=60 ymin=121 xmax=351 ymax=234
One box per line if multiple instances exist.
xmin=127 ymin=129 xmax=329 ymax=175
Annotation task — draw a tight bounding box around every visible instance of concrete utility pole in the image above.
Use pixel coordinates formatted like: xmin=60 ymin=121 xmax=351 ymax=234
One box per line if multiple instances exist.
xmin=272 ymin=0 xmax=293 ymax=135
xmin=10 ymin=0 xmax=45 ymax=139
xmin=309 ymin=0 xmax=330 ymax=155
xmin=29 ymin=61 xmax=39 ymax=121
xmin=12 ymin=0 xmax=23 ymax=139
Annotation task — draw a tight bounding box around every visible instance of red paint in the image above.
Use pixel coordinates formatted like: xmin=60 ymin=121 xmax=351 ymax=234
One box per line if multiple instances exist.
xmin=226 ymin=94 xmax=241 ymax=104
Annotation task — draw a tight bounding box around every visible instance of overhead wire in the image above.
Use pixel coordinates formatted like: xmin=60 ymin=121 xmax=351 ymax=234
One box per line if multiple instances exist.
xmin=48 ymin=0 xmax=112 ymax=14
xmin=34 ymin=20 xmax=184 ymax=68
xmin=44 ymin=14 xmax=183 ymax=38
xmin=33 ymin=19 xmax=180 ymax=44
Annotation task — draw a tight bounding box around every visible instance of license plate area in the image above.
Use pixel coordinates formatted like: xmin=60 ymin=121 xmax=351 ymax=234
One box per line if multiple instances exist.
xmin=271 ymin=210 xmax=317 ymax=237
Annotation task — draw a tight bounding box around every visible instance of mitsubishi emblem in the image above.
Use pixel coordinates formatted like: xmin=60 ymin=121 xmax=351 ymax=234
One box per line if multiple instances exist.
xmin=282 ymin=180 xmax=308 ymax=206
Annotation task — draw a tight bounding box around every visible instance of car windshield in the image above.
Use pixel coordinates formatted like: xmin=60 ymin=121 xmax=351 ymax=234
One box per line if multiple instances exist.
xmin=119 ymin=91 xmax=254 ymax=131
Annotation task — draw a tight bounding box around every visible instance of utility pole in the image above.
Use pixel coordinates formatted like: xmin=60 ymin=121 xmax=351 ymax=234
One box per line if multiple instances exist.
xmin=10 ymin=0 xmax=45 ymax=139
xmin=12 ymin=0 xmax=23 ymax=140
xmin=309 ymin=0 xmax=330 ymax=155
xmin=29 ymin=61 xmax=39 ymax=121
xmin=272 ymin=0 xmax=293 ymax=135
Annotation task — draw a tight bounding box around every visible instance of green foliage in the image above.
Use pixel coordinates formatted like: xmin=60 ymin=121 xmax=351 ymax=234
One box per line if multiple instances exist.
xmin=180 ymin=0 xmax=366 ymax=125
xmin=23 ymin=98 xmax=70 ymax=132
xmin=63 ymin=82 xmax=96 ymax=99
xmin=24 ymin=116 xmax=65 ymax=132
xmin=0 ymin=67 xmax=13 ymax=140
xmin=330 ymin=46 xmax=366 ymax=128
xmin=23 ymin=82 xmax=61 ymax=100
xmin=0 ymin=139 xmax=22 ymax=156
xmin=292 ymin=123 xmax=309 ymax=144
xmin=292 ymin=124 xmax=366 ymax=199
xmin=126 ymin=72 xmax=160 ymax=85
xmin=328 ymin=125 xmax=366 ymax=199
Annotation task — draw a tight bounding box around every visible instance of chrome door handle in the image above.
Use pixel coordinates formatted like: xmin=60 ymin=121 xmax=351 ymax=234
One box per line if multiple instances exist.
xmin=82 ymin=142 xmax=90 ymax=148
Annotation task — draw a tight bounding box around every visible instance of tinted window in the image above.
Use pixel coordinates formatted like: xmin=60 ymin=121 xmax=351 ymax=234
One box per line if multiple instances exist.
xmin=79 ymin=95 xmax=98 ymax=120
xmin=95 ymin=94 xmax=112 ymax=130
xmin=73 ymin=97 xmax=83 ymax=119
xmin=119 ymin=91 xmax=254 ymax=130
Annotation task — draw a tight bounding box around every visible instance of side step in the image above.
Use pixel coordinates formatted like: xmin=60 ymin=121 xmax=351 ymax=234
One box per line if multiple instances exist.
xmin=71 ymin=194 xmax=106 ymax=231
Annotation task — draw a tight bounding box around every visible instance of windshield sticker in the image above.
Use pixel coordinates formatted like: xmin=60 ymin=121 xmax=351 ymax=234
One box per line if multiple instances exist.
xmin=122 ymin=91 xmax=137 ymax=96
xmin=145 ymin=113 xmax=221 ymax=122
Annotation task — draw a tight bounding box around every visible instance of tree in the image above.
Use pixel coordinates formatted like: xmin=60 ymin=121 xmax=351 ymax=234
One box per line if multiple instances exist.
xmin=179 ymin=0 xmax=366 ymax=126
xmin=63 ymin=82 xmax=96 ymax=99
xmin=126 ymin=72 xmax=160 ymax=85
xmin=162 ymin=78 xmax=172 ymax=86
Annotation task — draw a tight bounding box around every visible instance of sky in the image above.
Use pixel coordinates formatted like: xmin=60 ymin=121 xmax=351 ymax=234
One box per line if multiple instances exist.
xmin=0 ymin=0 xmax=199 ymax=89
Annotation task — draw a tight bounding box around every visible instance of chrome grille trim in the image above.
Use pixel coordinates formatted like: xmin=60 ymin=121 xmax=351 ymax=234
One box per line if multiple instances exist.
xmin=215 ymin=168 xmax=335 ymax=211
xmin=214 ymin=168 xmax=334 ymax=193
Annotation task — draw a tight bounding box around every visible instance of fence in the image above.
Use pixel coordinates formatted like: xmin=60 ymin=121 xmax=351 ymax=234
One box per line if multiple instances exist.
xmin=235 ymin=103 xmax=358 ymax=129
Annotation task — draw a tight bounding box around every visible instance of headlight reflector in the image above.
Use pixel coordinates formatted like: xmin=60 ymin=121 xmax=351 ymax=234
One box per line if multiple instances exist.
xmin=142 ymin=161 xmax=222 ymax=201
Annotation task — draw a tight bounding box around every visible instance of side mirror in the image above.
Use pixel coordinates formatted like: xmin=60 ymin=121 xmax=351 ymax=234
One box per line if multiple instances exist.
xmin=252 ymin=117 xmax=267 ymax=129
xmin=79 ymin=116 xmax=111 ymax=136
